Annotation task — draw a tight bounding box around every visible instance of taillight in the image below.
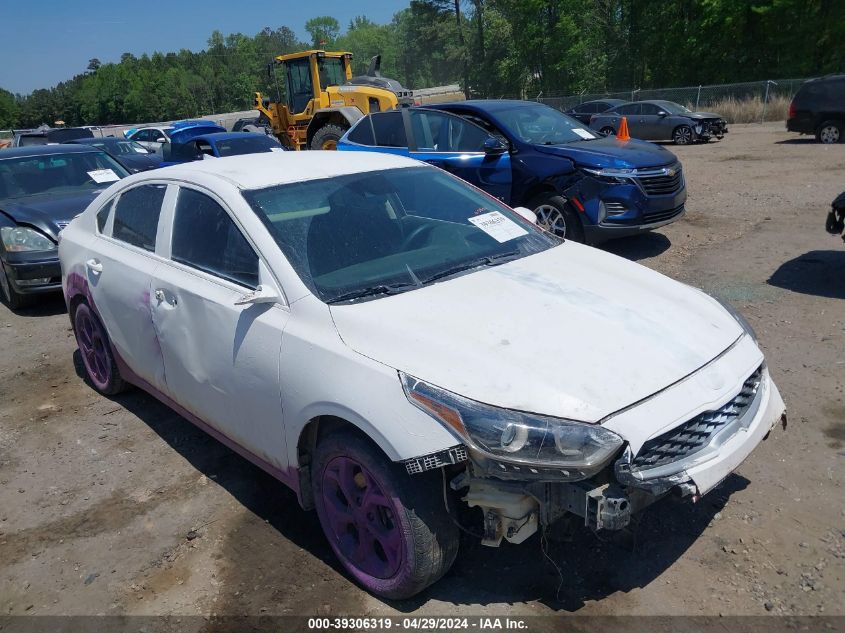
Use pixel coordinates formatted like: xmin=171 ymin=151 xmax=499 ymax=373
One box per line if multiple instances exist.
xmin=788 ymin=102 xmax=796 ymax=119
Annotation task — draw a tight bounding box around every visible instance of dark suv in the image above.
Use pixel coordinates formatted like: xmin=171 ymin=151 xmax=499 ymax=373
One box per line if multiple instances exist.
xmin=787 ymin=75 xmax=845 ymax=144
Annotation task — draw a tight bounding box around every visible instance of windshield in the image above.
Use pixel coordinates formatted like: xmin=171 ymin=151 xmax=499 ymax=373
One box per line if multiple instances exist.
xmin=658 ymin=101 xmax=692 ymax=114
xmin=243 ymin=167 xmax=558 ymax=303
xmin=215 ymin=135 xmax=282 ymax=157
xmin=495 ymin=103 xmax=598 ymax=144
xmin=0 ymin=152 xmax=129 ymax=200
xmin=317 ymin=57 xmax=346 ymax=88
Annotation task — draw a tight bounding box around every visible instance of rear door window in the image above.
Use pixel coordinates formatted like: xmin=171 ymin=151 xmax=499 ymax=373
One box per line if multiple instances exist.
xmin=112 ymin=184 xmax=166 ymax=251
xmin=347 ymin=119 xmax=375 ymax=145
xmin=171 ymin=188 xmax=259 ymax=289
xmin=616 ymin=103 xmax=641 ymax=115
xmin=409 ymin=110 xmax=491 ymax=152
xmin=370 ymin=112 xmax=407 ymax=147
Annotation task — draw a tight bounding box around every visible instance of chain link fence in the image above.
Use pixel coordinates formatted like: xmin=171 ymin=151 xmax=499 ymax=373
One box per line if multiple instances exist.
xmin=528 ymin=78 xmax=809 ymax=124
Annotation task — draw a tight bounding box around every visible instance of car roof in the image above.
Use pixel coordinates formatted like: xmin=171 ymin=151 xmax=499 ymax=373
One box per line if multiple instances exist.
xmin=67 ymin=137 xmax=121 ymax=144
xmin=0 ymin=144 xmax=104 ymax=159
xmin=580 ymin=98 xmax=626 ymax=105
xmin=130 ymin=151 xmax=421 ymax=190
xmin=429 ymin=99 xmax=550 ymax=113
xmin=190 ymin=132 xmax=272 ymax=143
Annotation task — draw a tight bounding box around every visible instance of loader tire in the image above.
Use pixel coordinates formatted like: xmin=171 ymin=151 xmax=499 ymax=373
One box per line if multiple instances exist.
xmin=311 ymin=124 xmax=347 ymax=151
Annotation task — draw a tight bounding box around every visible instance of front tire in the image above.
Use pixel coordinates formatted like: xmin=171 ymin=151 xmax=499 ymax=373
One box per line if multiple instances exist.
xmin=528 ymin=193 xmax=585 ymax=243
xmin=310 ymin=123 xmax=347 ymax=151
xmin=672 ymin=125 xmax=694 ymax=145
xmin=816 ymin=120 xmax=842 ymax=144
xmin=313 ymin=430 xmax=459 ymax=599
xmin=72 ymin=301 xmax=128 ymax=395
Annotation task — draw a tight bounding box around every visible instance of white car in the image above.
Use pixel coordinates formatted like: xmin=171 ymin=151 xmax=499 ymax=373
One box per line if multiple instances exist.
xmin=124 ymin=126 xmax=173 ymax=151
xmin=58 ymin=152 xmax=786 ymax=599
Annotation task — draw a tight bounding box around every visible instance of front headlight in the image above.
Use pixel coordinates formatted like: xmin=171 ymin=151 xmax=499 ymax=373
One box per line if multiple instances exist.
xmin=0 ymin=226 xmax=57 ymax=253
xmin=401 ymin=373 xmax=623 ymax=475
xmin=581 ymin=166 xmax=634 ymax=184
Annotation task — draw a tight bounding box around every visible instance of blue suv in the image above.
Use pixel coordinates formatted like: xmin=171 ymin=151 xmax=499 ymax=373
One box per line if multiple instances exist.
xmin=337 ymin=100 xmax=687 ymax=243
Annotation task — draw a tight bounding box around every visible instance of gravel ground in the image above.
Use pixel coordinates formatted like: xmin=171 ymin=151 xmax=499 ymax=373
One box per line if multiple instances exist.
xmin=0 ymin=123 xmax=842 ymax=622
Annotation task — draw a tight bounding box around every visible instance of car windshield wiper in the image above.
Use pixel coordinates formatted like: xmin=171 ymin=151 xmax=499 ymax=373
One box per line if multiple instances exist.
xmin=326 ymin=282 xmax=418 ymax=304
xmin=421 ymin=251 xmax=521 ymax=285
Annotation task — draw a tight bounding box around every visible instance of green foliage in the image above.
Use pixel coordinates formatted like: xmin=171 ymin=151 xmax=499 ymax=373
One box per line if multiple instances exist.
xmin=1 ymin=1 xmax=842 ymax=129
xmin=305 ymin=16 xmax=341 ymax=48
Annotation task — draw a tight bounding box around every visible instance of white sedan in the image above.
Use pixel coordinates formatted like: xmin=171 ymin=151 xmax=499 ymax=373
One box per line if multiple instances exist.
xmin=59 ymin=152 xmax=786 ymax=599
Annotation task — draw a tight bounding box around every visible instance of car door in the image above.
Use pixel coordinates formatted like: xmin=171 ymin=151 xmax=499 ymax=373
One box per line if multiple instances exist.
xmin=88 ymin=183 xmax=170 ymax=390
xmin=617 ymin=103 xmax=644 ymax=137
xmin=149 ymin=185 xmax=290 ymax=469
xmin=637 ymin=103 xmax=667 ymax=139
xmin=406 ymin=109 xmax=512 ymax=203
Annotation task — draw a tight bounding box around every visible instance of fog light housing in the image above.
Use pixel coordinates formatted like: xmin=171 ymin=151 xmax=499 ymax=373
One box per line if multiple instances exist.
xmin=16 ymin=277 xmax=51 ymax=287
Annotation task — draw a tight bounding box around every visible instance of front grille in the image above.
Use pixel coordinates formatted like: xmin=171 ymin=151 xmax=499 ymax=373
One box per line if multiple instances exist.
xmin=643 ymin=204 xmax=685 ymax=224
xmin=404 ymin=445 xmax=467 ymax=475
xmin=632 ymin=366 xmax=763 ymax=470
xmin=636 ymin=165 xmax=683 ymax=195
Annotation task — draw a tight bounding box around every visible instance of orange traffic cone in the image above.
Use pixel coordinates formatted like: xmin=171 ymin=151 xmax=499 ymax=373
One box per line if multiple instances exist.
xmin=617 ymin=116 xmax=630 ymax=141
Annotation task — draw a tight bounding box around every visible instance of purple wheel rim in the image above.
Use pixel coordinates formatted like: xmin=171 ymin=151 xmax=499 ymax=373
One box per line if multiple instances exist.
xmin=321 ymin=456 xmax=403 ymax=580
xmin=74 ymin=304 xmax=111 ymax=391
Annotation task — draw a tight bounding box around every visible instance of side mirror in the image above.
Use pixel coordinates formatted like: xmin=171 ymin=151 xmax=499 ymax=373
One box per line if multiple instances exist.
xmin=155 ymin=137 xmax=166 ymax=143
xmin=483 ymin=137 xmax=507 ymax=155
xmin=512 ymin=206 xmax=538 ymax=224
xmin=658 ymin=111 xmax=668 ymax=117
xmin=234 ymin=284 xmax=279 ymax=306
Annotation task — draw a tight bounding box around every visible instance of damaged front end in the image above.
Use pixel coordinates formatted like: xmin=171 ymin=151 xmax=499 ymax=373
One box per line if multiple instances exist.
xmin=400 ymin=360 xmax=786 ymax=548
xmin=694 ymin=117 xmax=728 ymax=140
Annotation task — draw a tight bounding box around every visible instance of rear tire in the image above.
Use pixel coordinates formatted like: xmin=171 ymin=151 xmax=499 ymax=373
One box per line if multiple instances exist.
xmin=312 ymin=430 xmax=459 ymax=599
xmin=0 ymin=261 xmax=31 ymax=310
xmin=528 ymin=193 xmax=585 ymax=243
xmin=310 ymin=124 xmax=348 ymax=151
xmin=816 ymin=120 xmax=842 ymax=144
xmin=72 ymin=301 xmax=128 ymax=396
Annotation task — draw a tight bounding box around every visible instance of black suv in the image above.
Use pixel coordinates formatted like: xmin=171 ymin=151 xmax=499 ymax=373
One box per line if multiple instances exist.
xmin=787 ymin=75 xmax=845 ymax=144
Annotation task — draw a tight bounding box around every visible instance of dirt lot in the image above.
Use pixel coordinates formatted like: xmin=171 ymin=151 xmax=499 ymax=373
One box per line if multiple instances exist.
xmin=0 ymin=123 xmax=843 ymax=623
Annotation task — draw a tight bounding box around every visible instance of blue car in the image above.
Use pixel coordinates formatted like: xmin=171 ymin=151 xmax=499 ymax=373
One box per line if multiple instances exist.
xmin=161 ymin=130 xmax=285 ymax=166
xmin=337 ymin=100 xmax=687 ymax=243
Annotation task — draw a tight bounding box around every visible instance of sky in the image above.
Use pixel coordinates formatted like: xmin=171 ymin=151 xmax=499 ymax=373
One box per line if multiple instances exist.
xmin=0 ymin=0 xmax=409 ymax=95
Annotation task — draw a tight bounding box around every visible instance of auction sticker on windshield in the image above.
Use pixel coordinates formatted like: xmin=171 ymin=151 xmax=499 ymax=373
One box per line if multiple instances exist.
xmin=468 ymin=210 xmax=528 ymax=242
xmin=87 ymin=169 xmax=120 ymax=184
xmin=572 ymin=128 xmax=596 ymax=139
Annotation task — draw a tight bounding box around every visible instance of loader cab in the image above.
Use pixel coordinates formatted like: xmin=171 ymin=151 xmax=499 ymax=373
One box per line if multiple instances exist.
xmin=278 ymin=51 xmax=353 ymax=115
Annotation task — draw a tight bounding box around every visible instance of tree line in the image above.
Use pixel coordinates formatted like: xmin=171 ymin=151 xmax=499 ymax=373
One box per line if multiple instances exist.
xmin=1 ymin=0 xmax=842 ymax=129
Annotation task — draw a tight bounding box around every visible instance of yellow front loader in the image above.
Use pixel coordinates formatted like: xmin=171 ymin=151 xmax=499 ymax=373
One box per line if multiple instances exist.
xmin=254 ymin=50 xmax=413 ymax=150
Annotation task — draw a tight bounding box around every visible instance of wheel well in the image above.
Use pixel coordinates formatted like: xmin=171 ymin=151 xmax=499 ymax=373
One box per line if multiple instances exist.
xmin=306 ymin=112 xmax=350 ymax=145
xmin=68 ymin=293 xmax=86 ymax=327
xmin=522 ymin=184 xmax=559 ymax=208
xmin=296 ymin=415 xmax=381 ymax=510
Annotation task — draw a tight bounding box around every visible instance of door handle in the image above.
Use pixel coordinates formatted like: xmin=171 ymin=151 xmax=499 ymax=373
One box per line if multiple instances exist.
xmin=86 ymin=258 xmax=103 ymax=274
xmin=154 ymin=289 xmax=177 ymax=306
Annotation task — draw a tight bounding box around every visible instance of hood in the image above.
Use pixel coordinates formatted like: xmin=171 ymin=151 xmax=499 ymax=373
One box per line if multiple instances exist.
xmin=0 ymin=190 xmax=101 ymax=240
xmin=330 ymin=244 xmax=742 ymax=423
xmin=117 ymin=153 xmax=163 ymax=172
xmin=687 ymin=111 xmax=723 ymax=120
xmin=534 ymin=137 xmax=676 ymax=169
